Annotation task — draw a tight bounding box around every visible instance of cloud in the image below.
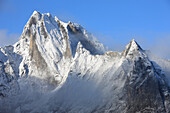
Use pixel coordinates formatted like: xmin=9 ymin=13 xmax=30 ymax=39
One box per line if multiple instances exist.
xmin=149 ymin=36 xmax=170 ymax=59
xmin=95 ymin=32 xmax=170 ymax=59
xmin=0 ymin=30 xmax=20 ymax=47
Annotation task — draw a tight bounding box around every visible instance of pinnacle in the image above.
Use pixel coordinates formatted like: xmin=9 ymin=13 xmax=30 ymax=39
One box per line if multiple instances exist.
xmin=32 ymin=11 xmax=41 ymax=16
xmin=122 ymin=39 xmax=143 ymax=57
xmin=129 ymin=39 xmax=143 ymax=51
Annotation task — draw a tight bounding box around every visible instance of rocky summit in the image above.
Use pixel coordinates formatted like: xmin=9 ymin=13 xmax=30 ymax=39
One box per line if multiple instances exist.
xmin=0 ymin=11 xmax=170 ymax=113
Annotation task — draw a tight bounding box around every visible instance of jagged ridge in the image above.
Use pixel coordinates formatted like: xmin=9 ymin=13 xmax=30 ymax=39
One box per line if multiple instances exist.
xmin=0 ymin=11 xmax=169 ymax=113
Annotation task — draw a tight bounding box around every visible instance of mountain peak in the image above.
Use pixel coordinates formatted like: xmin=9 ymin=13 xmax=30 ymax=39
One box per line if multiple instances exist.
xmin=129 ymin=39 xmax=143 ymax=51
xmin=25 ymin=11 xmax=42 ymax=29
xmin=122 ymin=39 xmax=143 ymax=58
xmin=31 ymin=11 xmax=42 ymax=20
xmin=1 ymin=11 xmax=170 ymax=113
xmin=32 ymin=11 xmax=41 ymax=15
xmin=130 ymin=39 xmax=142 ymax=49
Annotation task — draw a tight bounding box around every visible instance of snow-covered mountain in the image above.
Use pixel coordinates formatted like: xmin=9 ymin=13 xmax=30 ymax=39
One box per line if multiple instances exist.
xmin=0 ymin=11 xmax=169 ymax=113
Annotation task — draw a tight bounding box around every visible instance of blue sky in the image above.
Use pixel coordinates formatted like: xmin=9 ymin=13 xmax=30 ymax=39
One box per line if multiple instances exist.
xmin=0 ymin=0 xmax=170 ymax=59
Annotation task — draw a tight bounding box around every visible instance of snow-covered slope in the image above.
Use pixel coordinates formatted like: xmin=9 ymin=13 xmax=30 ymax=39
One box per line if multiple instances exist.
xmin=145 ymin=51 xmax=170 ymax=85
xmin=13 ymin=11 xmax=105 ymax=85
xmin=0 ymin=11 xmax=169 ymax=113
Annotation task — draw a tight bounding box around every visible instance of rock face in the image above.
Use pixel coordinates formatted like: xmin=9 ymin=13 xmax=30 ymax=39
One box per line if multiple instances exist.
xmin=0 ymin=11 xmax=169 ymax=113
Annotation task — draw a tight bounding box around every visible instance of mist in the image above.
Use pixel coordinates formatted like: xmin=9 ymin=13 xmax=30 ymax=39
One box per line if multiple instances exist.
xmin=0 ymin=30 xmax=19 ymax=47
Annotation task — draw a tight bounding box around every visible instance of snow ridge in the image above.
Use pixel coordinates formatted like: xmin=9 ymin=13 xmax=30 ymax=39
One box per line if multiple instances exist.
xmin=0 ymin=11 xmax=169 ymax=113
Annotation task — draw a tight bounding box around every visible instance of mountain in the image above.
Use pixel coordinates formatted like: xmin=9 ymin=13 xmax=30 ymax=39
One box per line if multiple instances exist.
xmin=0 ymin=11 xmax=169 ymax=113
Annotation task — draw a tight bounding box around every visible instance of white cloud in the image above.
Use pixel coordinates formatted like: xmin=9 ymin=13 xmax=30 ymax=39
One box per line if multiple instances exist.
xmin=149 ymin=36 xmax=170 ymax=59
xmin=0 ymin=30 xmax=20 ymax=47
